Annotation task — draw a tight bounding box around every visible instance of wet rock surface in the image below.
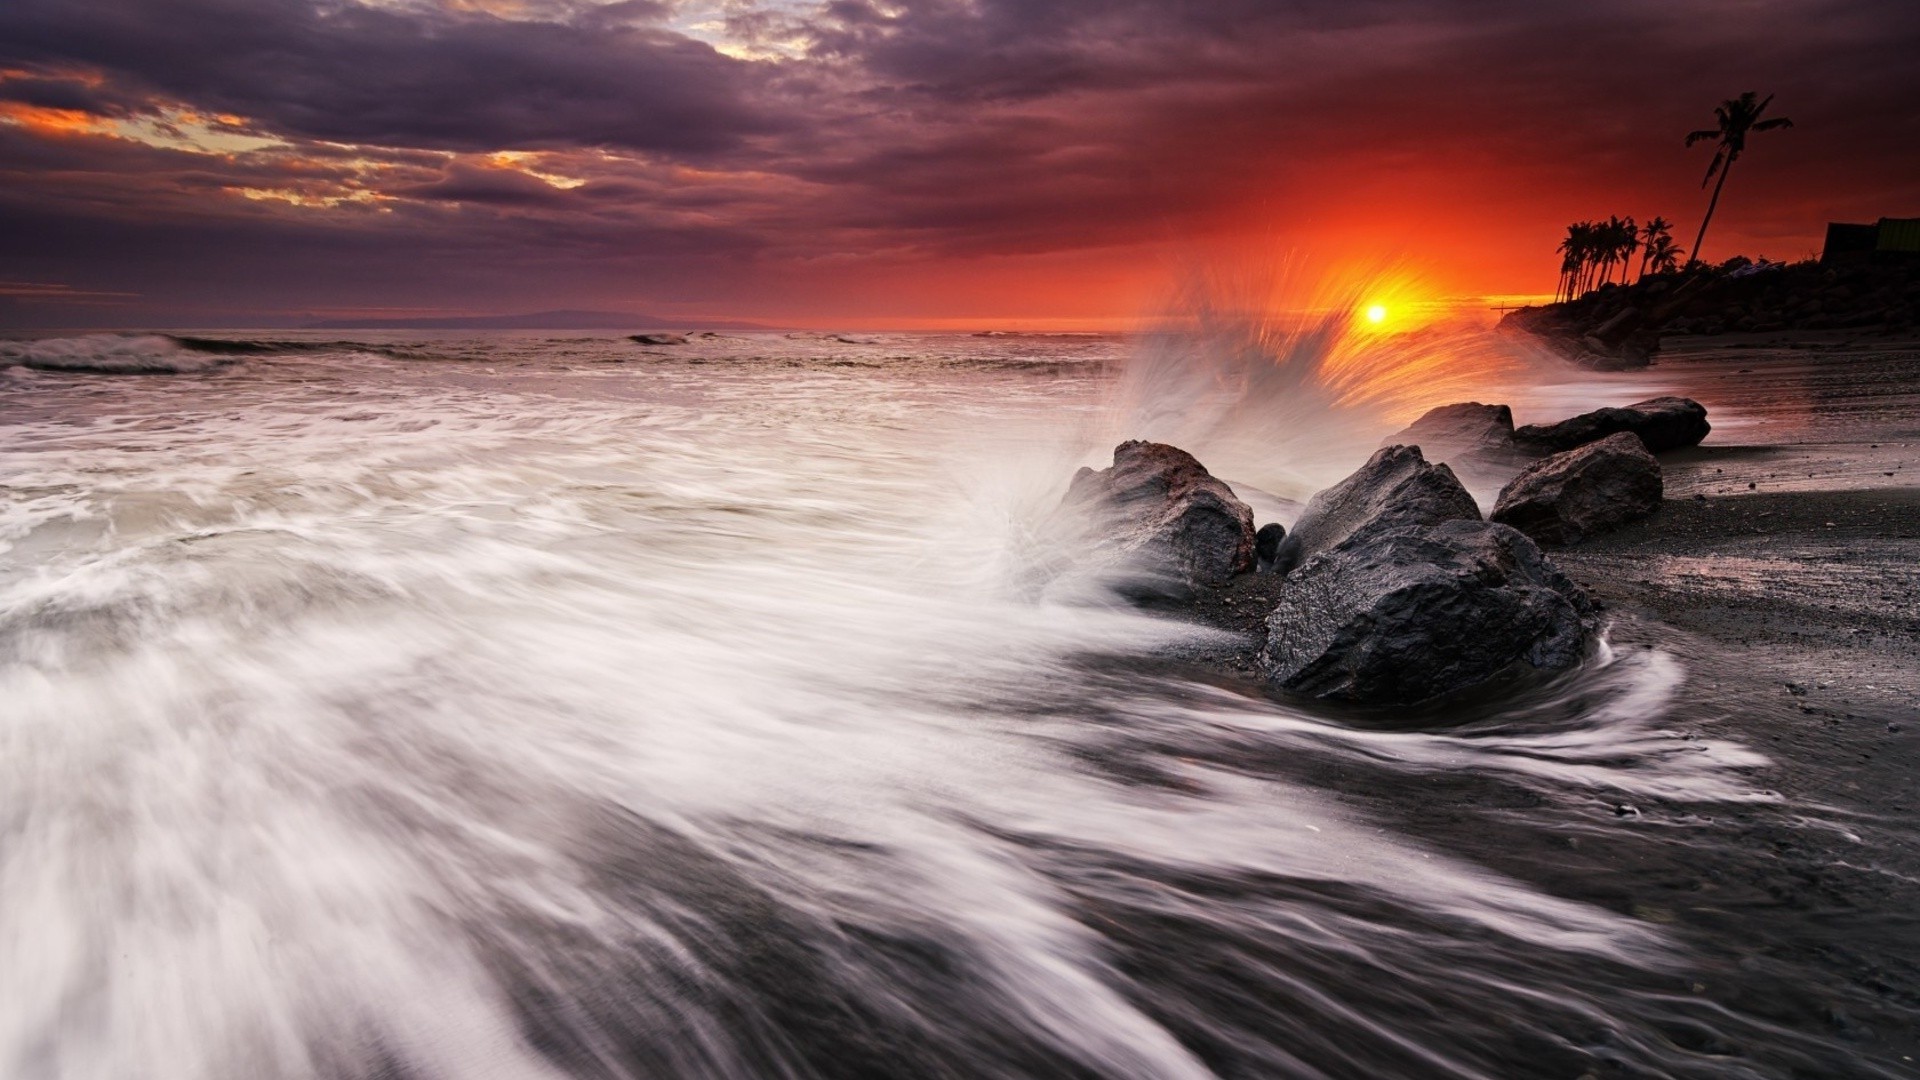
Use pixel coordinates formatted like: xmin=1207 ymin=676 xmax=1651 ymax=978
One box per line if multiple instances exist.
xmin=1270 ymin=445 xmax=1482 ymax=575
xmin=1384 ymin=402 xmax=1516 ymax=461
xmin=1064 ymin=440 xmax=1257 ymax=591
xmin=1253 ymin=522 xmax=1287 ymax=570
xmin=1090 ymin=340 xmax=1920 ymax=1075
xmin=1513 ymin=396 xmax=1711 ymax=454
xmin=1261 ymin=520 xmax=1594 ymax=706
xmin=1492 ymin=431 xmax=1664 ymax=545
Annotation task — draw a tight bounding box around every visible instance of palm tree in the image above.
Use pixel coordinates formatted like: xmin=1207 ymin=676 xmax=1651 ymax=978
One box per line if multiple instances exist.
xmin=1636 ymin=217 xmax=1674 ymax=280
xmin=1645 ymin=233 xmax=1685 ymax=275
xmin=1685 ymin=92 xmax=1793 ymax=268
xmin=1610 ymin=216 xmax=1638 ymax=286
xmin=1557 ymin=221 xmax=1599 ymax=301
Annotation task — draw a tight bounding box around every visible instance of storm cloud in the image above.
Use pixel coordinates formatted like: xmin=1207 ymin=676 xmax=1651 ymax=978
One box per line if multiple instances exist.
xmin=2 ymin=0 xmax=1916 ymax=326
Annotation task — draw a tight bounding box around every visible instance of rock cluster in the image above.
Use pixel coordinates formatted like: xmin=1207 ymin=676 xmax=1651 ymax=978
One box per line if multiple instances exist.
xmin=1491 ymin=433 xmax=1663 ymax=546
xmin=1269 ymin=445 xmax=1482 ymax=575
xmin=1062 ymin=439 xmax=1606 ymax=709
xmin=1512 ymin=396 xmax=1709 ymax=454
xmin=1062 ymin=440 xmax=1256 ymax=593
xmin=1261 ymin=518 xmax=1593 ymax=706
xmin=1501 ymin=260 xmax=1920 ymax=362
xmin=1063 ymin=394 xmax=1712 ymax=706
xmin=1380 ymin=402 xmax=1517 ymax=464
xmin=1388 ymin=396 xmax=1708 ymax=463
xmin=1259 ymin=446 xmax=1591 ymax=705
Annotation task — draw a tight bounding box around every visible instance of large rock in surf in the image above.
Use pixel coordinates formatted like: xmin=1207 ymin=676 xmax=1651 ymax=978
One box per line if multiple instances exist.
xmin=1269 ymin=445 xmax=1481 ymax=575
xmin=1513 ymin=396 xmax=1710 ymax=454
xmin=1492 ymin=432 xmax=1663 ymax=546
xmin=1254 ymin=522 xmax=1288 ymax=570
xmin=1383 ymin=402 xmax=1515 ymax=460
xmin=1064 ymin=440 xmax=1256 ymax=591
xmin=1262 ymin=520 xmax=1594 ymax=706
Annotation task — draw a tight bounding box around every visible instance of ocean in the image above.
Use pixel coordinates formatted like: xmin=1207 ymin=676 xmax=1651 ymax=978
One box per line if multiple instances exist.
xmin=0 ymin=326 xmax=1899 ymax=1078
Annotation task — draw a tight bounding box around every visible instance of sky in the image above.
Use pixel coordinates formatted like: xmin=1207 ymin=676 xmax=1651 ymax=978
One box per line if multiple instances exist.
xmin=2 ymin=0 xmax=1917 ymax=329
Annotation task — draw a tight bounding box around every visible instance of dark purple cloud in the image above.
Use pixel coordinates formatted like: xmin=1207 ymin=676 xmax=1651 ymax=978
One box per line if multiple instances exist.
xmin=1 ymin=0 xmax=1916 ymax=326
xmin=0 ymin=0 xmax=781 ymax=153
xmin=393 ymin=161 xmax=572 ymax=204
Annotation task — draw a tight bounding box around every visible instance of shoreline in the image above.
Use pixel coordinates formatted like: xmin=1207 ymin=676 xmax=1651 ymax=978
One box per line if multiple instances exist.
xmin=1137 ymin=330 xmax=1920 ymax=1071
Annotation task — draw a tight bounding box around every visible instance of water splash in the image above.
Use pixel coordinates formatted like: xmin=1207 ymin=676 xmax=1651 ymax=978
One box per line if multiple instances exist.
xmin=0 ymin=332 xmax=1892 ymax=1079
xmin=1096 ymin=267 xmax=1528 ymax=501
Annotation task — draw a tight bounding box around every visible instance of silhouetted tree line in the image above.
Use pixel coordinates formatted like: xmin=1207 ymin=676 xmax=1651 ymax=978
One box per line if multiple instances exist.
xmin=1552 ymin=91 xmax=1792 ymax=303
xmin=1554 ymin=217 xmax=1681 ymax=302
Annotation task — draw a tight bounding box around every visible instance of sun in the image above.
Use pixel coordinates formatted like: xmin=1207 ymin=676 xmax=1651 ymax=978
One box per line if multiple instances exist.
xmin=1364 ymin=304 xmax=1388 ymax=324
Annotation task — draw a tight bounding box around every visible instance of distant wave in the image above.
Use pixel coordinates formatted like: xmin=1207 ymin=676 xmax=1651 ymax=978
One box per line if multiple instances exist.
xmin=0 ymin=334 xmax=235 ymax=374
xmin=783 ymin=331 xmax=884 ymax=345
xmin=0 ymin=334 xmax=439 ymax=374
xmin=969 ymin=331 xmax=1115 ymax=339
xmin=170 ymin=336 xmax=427 ymax=360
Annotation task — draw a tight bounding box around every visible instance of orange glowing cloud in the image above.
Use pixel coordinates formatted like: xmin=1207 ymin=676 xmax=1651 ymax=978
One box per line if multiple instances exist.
xmin=0 ymin=101 xmax=113 ymax=137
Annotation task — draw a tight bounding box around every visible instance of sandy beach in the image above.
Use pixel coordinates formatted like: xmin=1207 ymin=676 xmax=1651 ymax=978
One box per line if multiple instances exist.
xmin=1158 ymin=330 xmax=1920 ymax=1073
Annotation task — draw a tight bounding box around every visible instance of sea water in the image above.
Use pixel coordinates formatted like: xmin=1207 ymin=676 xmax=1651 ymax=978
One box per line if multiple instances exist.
xmin=0 ymin=325 xmax=1886 ymax=1078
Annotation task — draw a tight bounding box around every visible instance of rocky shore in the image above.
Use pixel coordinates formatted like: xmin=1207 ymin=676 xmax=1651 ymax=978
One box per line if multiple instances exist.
xmin=1078 ymin=334 xmax=1920 ymax=1067
xmin=1065 ymin=394 xmax=1712 ymax=708
xmin=1501 ymin=260 xmax=1920 ymax=369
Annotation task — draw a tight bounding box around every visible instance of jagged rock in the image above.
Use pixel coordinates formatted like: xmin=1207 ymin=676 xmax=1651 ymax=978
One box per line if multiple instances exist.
xmin=630 ymin=333 xmax=687 ymax=345
xmin=1492 ymin=432 xmax=1663 ymax=545
xmin=1513 ymin=396 xmax=1710 ymax=454
xmin=1383 ymin=402 xmax=1515 ymax=461
xmin=1270 ymin=445 xmax=1481 ymax=575
xmin=1262 ymin=520 xmax=1593 ymax=706
xmin=1255 ymin=522 xmax=1287 ymax=570
xmin=1591 ymin=306 xmax=1643 ymax=345
xmin=1063 ymin=440 xmax=1255 ymax=591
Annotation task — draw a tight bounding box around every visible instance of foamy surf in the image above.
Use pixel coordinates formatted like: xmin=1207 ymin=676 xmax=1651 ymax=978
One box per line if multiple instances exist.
xmin=0 ymin=326 xmax=1889 ymax=1079
xmin=0 ymin=333 xmax=239 ymax=374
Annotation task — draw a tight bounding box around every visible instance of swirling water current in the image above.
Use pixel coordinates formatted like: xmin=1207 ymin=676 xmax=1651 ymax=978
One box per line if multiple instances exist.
xmin=0 ymin=329 xmax=1896 ymax=1078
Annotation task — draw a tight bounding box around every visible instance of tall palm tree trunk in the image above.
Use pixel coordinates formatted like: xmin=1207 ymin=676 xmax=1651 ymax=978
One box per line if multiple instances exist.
xmin=1690 ymin=161 xmax=1733 ymax=268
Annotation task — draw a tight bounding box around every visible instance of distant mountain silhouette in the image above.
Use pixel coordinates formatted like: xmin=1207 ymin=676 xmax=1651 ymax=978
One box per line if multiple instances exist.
xmin=303 ymin=309 xmax=775 ymax=331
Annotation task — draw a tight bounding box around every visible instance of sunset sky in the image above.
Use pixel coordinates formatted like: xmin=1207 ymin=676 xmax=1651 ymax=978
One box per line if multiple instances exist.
xmin=3 ymin=0 xmax=1917 ymax=329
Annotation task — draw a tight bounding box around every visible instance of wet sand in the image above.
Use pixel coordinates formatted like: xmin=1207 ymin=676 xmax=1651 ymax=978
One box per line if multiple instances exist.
xmin=1155 ymin=333 xmax=1920 ymax=1075
xmin=1551 ymin=335 xmax=1920 ymax=1073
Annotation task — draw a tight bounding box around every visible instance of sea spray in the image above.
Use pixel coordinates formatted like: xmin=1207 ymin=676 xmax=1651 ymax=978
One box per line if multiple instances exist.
xmin=0 ymin=329 xmax=1864 ymax=1079
xmin=1097 ymin=266 xmax=1543 ymax=509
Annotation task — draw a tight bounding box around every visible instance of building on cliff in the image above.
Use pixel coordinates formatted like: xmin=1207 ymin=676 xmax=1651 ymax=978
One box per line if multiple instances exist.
xmin=1822 ymin=217 xmax=1920 ymax=265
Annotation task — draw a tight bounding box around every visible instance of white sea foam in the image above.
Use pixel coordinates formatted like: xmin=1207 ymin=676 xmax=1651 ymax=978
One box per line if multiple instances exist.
xmin=0 ymin=333 xmax=235 ymax=374
xmin=0 ymin=329 xmax=1810 ymax=1079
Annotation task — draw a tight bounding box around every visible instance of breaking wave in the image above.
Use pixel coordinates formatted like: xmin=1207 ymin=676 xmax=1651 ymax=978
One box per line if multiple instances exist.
xmin=0 ymin=310 xmax=1899 ymax=1079
xmin=0 ymin=333 xmax=237 ymax=374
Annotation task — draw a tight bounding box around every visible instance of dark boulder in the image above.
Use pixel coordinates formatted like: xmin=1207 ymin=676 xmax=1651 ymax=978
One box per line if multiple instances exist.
xmin=1261 ymin=520 xmax=1594 ymax=706
xmin=1064 ymin=441 xmax=1256 ymax=591
xmin=630 ymin=333 xmax=688 ymax=345
xmin=1491 ymin=432 xmax=1662 ymax=546
xmin=1270 ymin=445 xmax=1481 ymax=575
xmin=1383 ymin=402 xmax=1515 ymax=461
xmin=1254 ymin=522 xmax=1287 ymax=570
xmin=1513 ymin=396 xmax=1710 ymax=454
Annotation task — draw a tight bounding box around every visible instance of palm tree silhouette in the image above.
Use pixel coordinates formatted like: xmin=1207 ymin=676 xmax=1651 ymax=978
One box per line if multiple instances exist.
xmin=1554 ymin=216 xmax=1688 ymax=298
xmin=1636 ymin=217 xmax=1674 ymax=280
xmin=1610 ymin=216 xmax=1638 ymax=286
xmin=1685 ymin=92 xmax=1793 ymax=268
xmin=1558 ymin=222 xmax=1599 ymax=300
xmin=1646 ymin=232 xmax=1685 ymax=276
